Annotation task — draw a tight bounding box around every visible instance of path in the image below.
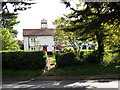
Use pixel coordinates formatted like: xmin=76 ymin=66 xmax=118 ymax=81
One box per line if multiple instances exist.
xmin=47 ymin=56 xmax=55 ymax=70
xmin=44 ymin=56 xmax=56 ymax=76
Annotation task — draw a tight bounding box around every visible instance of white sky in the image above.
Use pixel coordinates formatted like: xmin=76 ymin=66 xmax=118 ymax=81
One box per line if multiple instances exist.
xmin=13 ymin=0 xmax=74 ymax=40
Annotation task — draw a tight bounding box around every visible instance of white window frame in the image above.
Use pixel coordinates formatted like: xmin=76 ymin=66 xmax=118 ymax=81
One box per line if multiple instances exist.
xmin=30 ymin=47 xmax=36 ymax=51
xmin=30 ymin=37 xmax=37 ymax=43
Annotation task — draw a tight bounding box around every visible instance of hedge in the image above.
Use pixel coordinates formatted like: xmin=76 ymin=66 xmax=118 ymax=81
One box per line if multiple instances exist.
xmin=55 ymin=52 xmax=79 ymax=68
xmin=2 ymin=51 xmax=47 ymax=70
xmin=55 ymin=50 xmax=120 ymax=67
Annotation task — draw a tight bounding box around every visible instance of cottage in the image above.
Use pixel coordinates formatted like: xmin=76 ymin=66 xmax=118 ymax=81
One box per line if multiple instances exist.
xmin=23 ymin=19 xmax=55 ymax=52
xmin=23 ymin=19 xmax=97 ymax=52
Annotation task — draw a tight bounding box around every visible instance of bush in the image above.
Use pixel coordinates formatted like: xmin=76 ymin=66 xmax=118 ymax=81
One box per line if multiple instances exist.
xmin=55 ymin=52 xmax=79 ymax=68
xmin=2 ymin=51 xmax=47 ymax=70
xmin=103 ymin=52 xmax=120 ymax=65
xmin=84 ymin=50 xmax=100 ymax=64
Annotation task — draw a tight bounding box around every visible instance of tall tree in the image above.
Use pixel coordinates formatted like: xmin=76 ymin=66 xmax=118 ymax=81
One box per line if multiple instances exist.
xmin=61 ymin=1 xmax=120 ymax=61
xmin=2 ymin=11 xmax=20 ymax=37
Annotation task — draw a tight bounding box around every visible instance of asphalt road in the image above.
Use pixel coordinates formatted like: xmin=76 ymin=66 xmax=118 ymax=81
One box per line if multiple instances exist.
xmin=2 ymin=79 xmax=120 ymax=89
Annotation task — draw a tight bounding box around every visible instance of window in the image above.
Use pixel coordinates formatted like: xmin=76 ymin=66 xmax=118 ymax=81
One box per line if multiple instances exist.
xmin=30 ymin=47 xmax=36 ymax=51
xmin=82 ymin=45 xmax=86 ymax=49
xmin=31 ymin=37 xmax=36 ymax=42
xmin=31 ymin=47 xmax=33 ymax=50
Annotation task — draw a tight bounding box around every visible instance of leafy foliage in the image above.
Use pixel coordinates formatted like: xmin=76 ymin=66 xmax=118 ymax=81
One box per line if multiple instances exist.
xmin=103 ymin=51 xmax=120 ymax=65
xmin=53 ymin=17 xmax=87 ymax=56
xmin=60 ymin=1 xmax=120 ymax=62
xmin=0 ymin=27 xmax=20 ymax=50
xmin=2 ymin=1 xmax=35 ymax=13
xmin=1 ymin=0 xmax=35 ymax=36
xmin=2 ymin=12 xmax=20 ymax=37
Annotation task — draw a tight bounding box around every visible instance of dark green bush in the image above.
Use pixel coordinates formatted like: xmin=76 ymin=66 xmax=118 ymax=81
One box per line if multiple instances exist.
xmin=55 ymin=52 xmax=79 ymax=68
xmin=84 ymin=50 xmax=100 ymax=64
xmin=2 ymin=51 xmax=47 ymax=70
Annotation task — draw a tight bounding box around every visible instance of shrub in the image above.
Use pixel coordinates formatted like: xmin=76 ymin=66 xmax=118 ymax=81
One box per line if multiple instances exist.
xmin=2 ymin=51 xmax=47 ymax=70
xmin=84 ymin=50 xmax=100 ymax=64
xmin=55 ymin=52 xmax=79 ymax=68
xmin=103 ymin=52 xmax=120 ymax=65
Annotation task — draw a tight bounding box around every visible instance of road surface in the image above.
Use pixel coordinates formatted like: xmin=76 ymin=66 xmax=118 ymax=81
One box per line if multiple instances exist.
xmin=2 ymin=79 xmax=120 ymax=89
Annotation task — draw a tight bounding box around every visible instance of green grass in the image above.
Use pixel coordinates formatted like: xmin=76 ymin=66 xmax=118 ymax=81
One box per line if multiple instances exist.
xmin=3 ymin=64 xmax=120 ymax=77
xmin=55 ymin=64 xmax=120 ymax=76
xmin=3 ymin=69 xmax=45 ymax=77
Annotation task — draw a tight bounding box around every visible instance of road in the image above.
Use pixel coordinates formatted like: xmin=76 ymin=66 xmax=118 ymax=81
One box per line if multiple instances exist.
xmin=2 ymin=79 xmax=120 ymax=89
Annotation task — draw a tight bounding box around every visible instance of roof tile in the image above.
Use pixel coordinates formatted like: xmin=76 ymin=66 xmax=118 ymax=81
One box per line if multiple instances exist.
xmin=23 ymin=29 xmax=54 ymax=36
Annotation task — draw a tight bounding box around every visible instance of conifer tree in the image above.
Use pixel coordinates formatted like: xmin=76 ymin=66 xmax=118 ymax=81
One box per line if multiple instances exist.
xmin=61 ymin=1 xmax=120 ymax=61
xmin=1 ymin=0 xmax=35 ymax=37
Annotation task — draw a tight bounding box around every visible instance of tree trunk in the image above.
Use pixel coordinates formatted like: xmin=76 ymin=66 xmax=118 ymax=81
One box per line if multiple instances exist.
xmin=98 ymin=38 xmax=104 ymax=60
xmin=96 ymin=31 xmax=104 ymax=62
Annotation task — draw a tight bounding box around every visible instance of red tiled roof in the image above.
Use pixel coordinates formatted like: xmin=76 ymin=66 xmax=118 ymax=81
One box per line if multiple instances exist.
xmin=23 ymin=29 xmax=54 ymax=36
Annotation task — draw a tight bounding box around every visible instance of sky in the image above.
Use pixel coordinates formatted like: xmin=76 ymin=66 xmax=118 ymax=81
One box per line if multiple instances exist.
xmin=13 ymin=0 xmax=73 ymax=40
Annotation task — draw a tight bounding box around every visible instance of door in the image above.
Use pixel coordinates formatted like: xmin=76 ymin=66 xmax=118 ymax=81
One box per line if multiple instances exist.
xmin=43 ymin=46 xmax=47 ymax=52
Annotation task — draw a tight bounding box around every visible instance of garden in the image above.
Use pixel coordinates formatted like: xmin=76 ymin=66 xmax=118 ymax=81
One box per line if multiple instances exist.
xmin=1 ymin=1 xmax=120 ymax=78
xmin=2 ymin=48 xmax=120 ymax=77
xmin=45 ymin=49 xmax=120 ymax=76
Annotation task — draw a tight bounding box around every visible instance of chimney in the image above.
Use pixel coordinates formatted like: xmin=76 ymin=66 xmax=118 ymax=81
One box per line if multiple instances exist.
xmin=41 ymin=19 xmax=47 ymax=29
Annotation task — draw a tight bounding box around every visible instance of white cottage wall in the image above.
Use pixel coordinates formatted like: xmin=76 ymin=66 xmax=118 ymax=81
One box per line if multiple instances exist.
xmin=23 ymin=36 xmax=54 ymax=52
xmin=37 ymin=36 xmax=54 ymax=52
xmin=23 ymin=37 xmax=29 ymax=50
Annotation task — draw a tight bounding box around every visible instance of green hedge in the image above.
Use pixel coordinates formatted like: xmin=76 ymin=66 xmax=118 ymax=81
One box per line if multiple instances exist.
xmin=55 ymin=52 xmax=79 ymax=68
xmin=2 ymin=51 xmax=47 ymax=70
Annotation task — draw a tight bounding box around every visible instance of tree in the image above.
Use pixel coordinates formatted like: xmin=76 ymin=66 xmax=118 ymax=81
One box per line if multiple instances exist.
xmin=2 ymin=0 xmax=35 ymax=12
xmin=103 ymin=20 xmax=120 ymax=50
xmin=2 ymin=11 xmax=20 ymax=37
xmin=53 ymin=17 xmax=87 ymax=56
xmin=1 ymin=0 xmax=35 ymax=36
xmin=61 ymin=1 xmax=120 ymax=61
xmin=0 ymin=27 xmax=20 ymax=50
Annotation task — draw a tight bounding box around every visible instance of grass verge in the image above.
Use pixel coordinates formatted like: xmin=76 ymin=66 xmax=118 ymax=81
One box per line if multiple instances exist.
xmin=3 ymin=64 xmax=120 ymax=77
xmin=55 ymin=64 xmax=120 ymax=76
xmin=3 ymin=69 xmax=45 ymax=77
